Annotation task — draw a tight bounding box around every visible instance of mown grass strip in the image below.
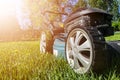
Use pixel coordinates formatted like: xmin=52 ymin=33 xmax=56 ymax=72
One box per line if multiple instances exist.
xmin=106 ymin=32 xmax=120 ymax=41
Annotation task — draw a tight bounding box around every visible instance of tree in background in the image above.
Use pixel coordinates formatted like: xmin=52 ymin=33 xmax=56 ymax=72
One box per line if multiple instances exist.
xmin=110 ymin=0 xmax=120 ymax=21
xmin=24 ymin=0 xmax=68 ymax=30
xmin=88 ymin=0 xmax=120 ymax=21
xmin=73 ymin=0 xmax=87 ymax=11
xmin=88 ymin=0 xmax=107 ymax=10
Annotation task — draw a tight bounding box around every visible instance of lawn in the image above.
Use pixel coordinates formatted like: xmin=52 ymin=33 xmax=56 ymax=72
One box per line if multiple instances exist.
xmin=106 ymin=32 xmax=120 ymax=41
xmin=0 ymin=32 xmax=120 ymax=80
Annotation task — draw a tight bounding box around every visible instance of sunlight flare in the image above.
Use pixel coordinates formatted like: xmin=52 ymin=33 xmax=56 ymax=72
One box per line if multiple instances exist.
xmin=0 ymin=0 xmax=17 ymax=15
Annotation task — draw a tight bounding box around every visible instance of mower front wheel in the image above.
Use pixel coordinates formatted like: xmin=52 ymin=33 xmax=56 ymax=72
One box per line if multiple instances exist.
xmin=65 ymin=27 xmax=107 ymax=74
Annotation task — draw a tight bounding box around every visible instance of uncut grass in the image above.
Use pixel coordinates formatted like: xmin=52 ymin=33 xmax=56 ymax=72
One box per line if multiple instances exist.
xmin=0 ymin=41 xmax=77 ymax=79
xmin=0 ymin=41 xmax=120 ymax=80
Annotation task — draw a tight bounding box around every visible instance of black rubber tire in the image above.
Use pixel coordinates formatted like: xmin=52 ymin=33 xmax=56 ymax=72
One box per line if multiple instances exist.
xmin=87 ymin=27 xmax=107 ymax=73
xmin=65 ymin=26 xmax=107 ymax=74
xmin=40 ymin=31 xmax=54 ymax=54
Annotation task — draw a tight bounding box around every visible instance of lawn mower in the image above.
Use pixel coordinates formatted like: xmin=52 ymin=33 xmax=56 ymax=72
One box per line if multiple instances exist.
xmin=40 ymin=8 xmax=115 ymax=74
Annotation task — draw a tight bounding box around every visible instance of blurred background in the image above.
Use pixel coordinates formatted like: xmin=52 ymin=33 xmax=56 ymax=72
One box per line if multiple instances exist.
xmin=0 ymin=0 xmax=120 ymax=41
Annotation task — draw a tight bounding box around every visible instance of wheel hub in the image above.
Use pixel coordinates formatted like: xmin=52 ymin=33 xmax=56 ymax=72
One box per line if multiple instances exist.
xmin=40 ymin=32 xmax=46 ymax=53
xmin=66 ymin=28 xmax=93 ymax=74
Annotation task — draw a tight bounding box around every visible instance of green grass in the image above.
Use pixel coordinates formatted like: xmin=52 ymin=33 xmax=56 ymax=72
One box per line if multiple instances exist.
xmin=0 ymin=33 xmax=120 ymax=79
xmin=106 ymin=32 xmax=120 ymax=41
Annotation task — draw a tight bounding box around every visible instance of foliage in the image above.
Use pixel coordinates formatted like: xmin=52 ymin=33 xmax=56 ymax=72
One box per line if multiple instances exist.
xmin=24 ymin=0 xmax=67 ymax=28
xmin=0 ymin=40 xmax=120 ymax=79
xmin=88 ymin=0 xmax=120 ymax=21
xmin=112 ymin=21 xmax=120 ymax=27
xmin=73 ymin=0 xmax=87 ymax=11
xmin=88 ymin=0 xmax=108 ymax=10
xmin=110 ymin=0 xmax=120 ymax=21
xmin=112 ymin=21 xmax=120 ymax=31
xmin=24 ymin=0 xmax=43 ymax=28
